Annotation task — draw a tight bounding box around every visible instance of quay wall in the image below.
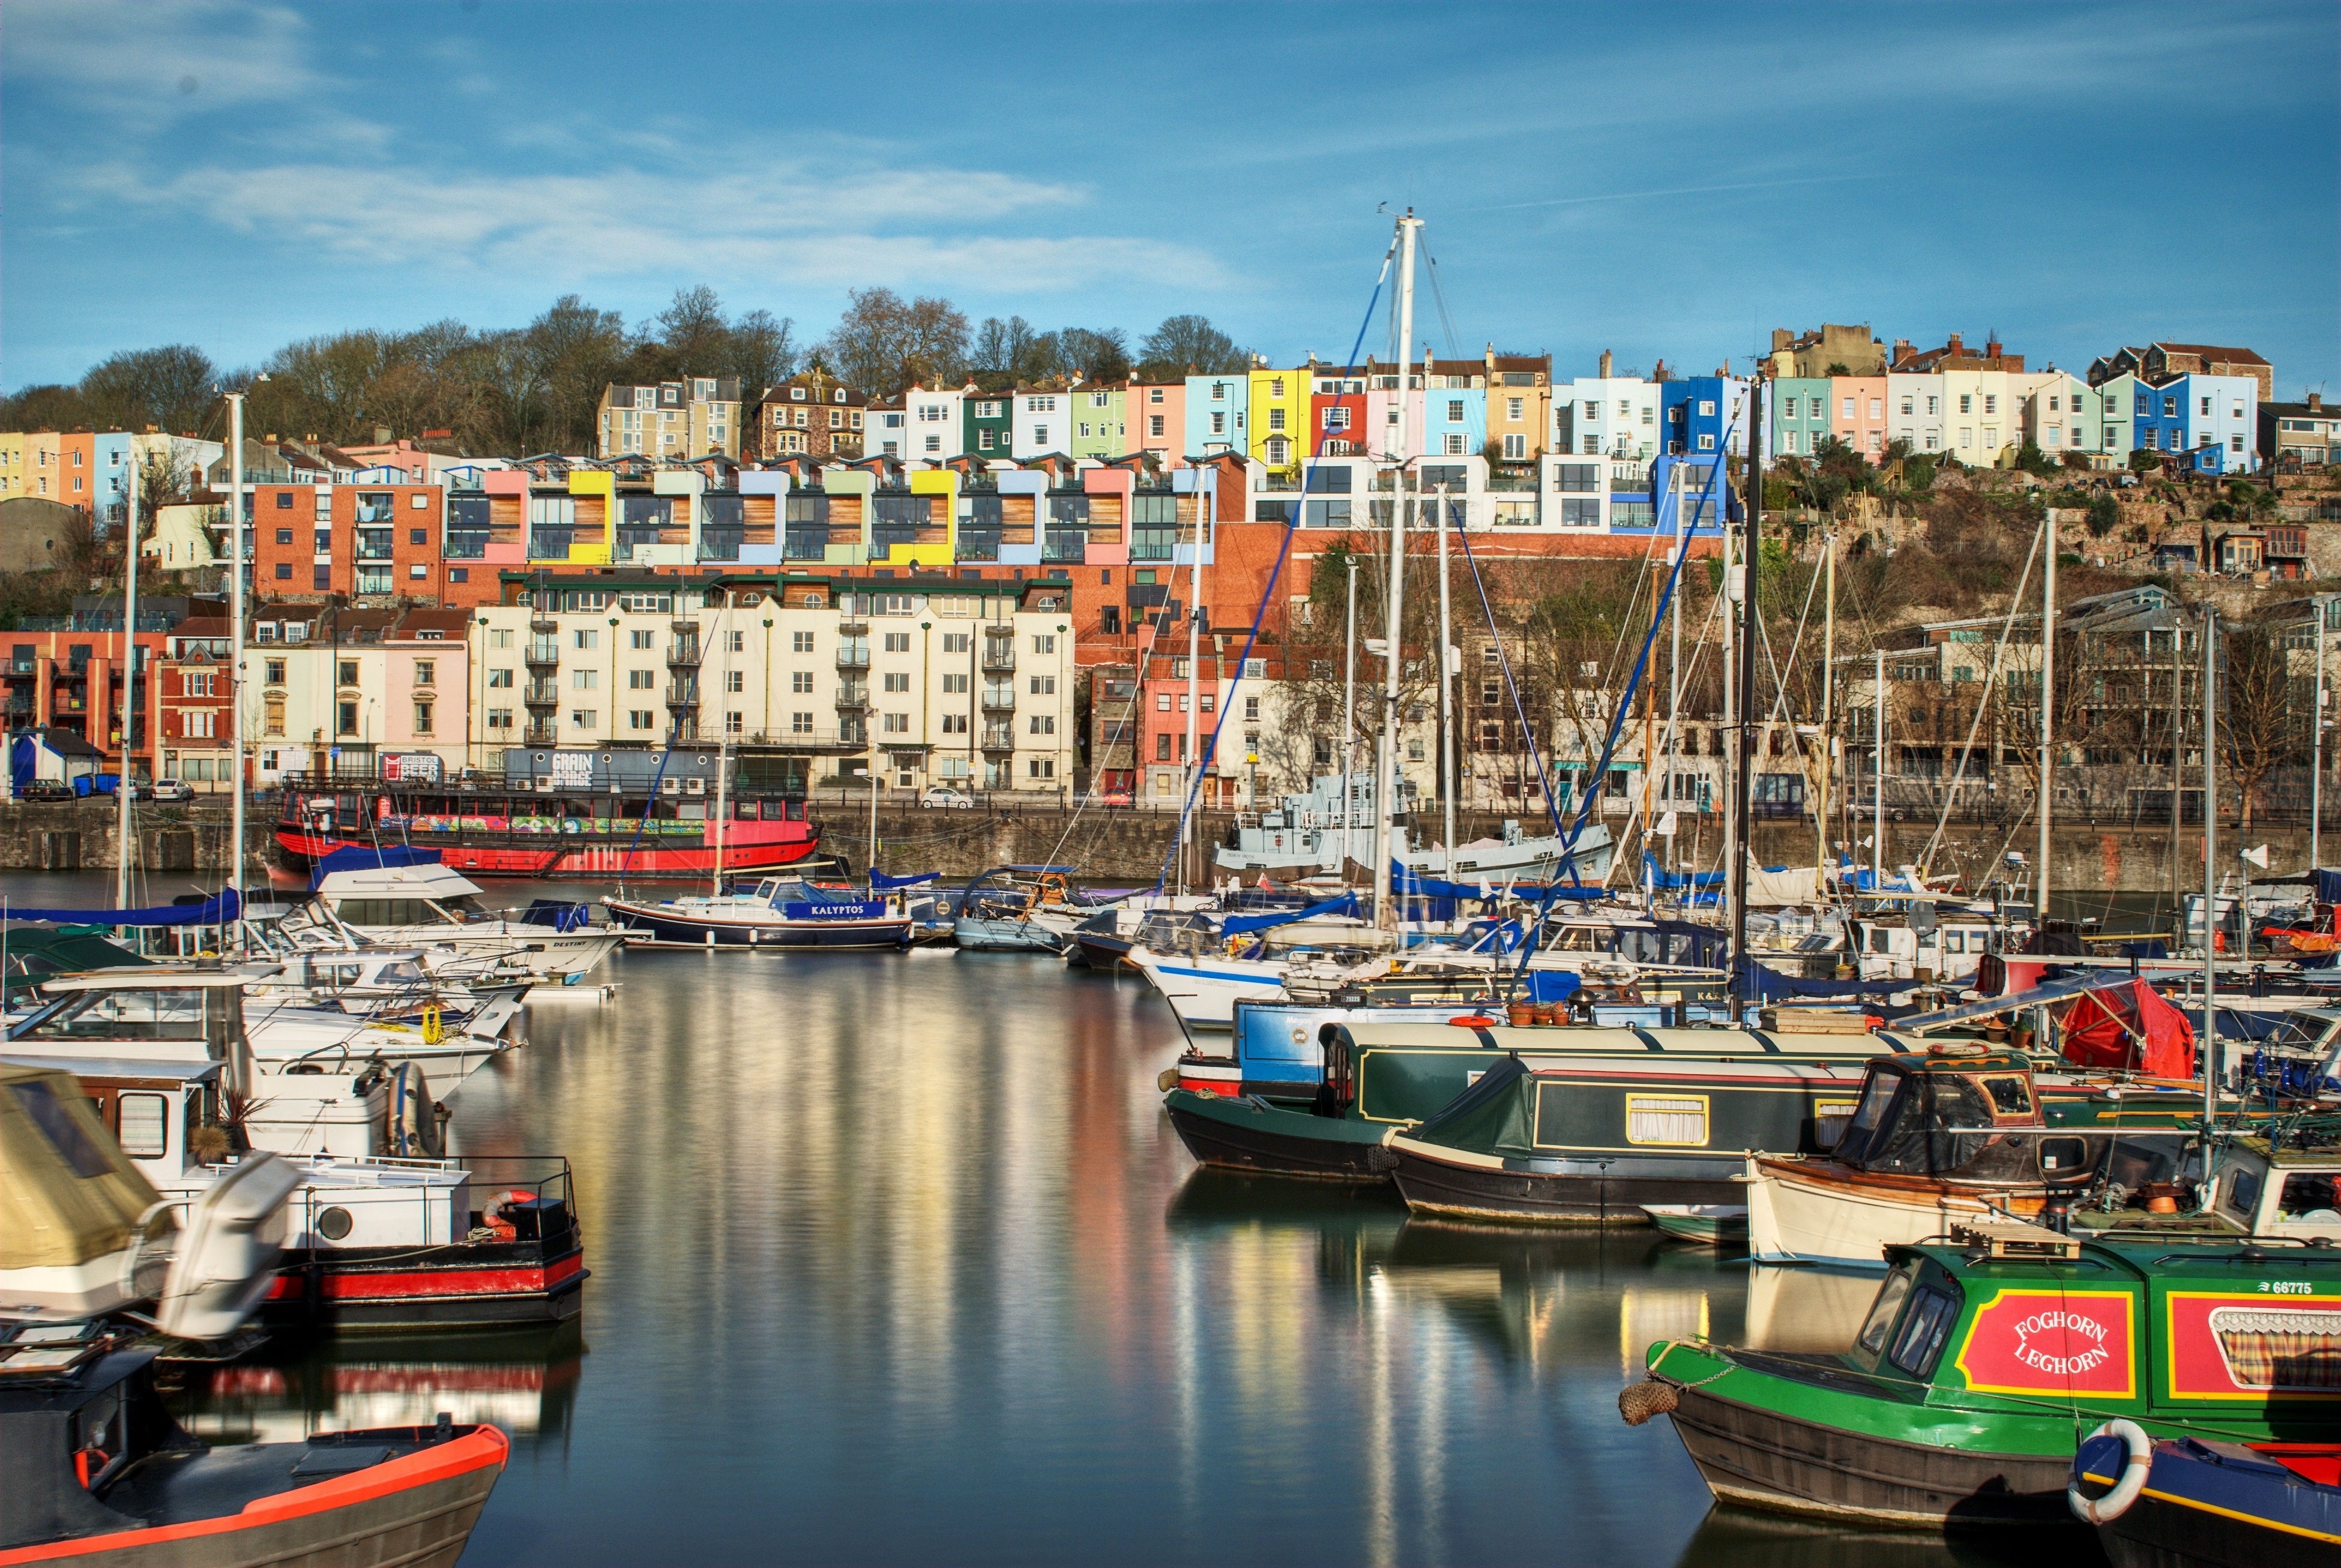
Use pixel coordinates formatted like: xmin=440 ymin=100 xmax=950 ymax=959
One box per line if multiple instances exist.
xmin=0 ymin=798 xmax=2309 ymax=900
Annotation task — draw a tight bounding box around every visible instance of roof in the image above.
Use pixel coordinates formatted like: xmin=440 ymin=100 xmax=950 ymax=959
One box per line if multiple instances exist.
xmin=2153 ymin=343 xmax=2270 ymax=366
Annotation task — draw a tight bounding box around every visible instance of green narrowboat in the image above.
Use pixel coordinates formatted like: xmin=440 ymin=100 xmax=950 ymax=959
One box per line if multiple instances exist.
xmin=1625 ymin=1230 xmax=2341 ymax=1529
xmin=1164 ymin=1020 xmax=1910 ymax=1183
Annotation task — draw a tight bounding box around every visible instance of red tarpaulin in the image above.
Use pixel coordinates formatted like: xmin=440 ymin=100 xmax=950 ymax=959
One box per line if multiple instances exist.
xmin=2061 ymin=980 xmax=2195 ymax=1078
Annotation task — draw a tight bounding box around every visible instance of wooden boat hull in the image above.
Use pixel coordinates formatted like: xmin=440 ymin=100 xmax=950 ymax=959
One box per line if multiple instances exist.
xmin=0 ymin=1425 xmax=508 ymax=1567
xmin=1644 ymin=1206 xmax=1749 ymax=1245
xmin=1747 ymin=1156 xmax=2030 ymax=1270
xmin=1163 ymin=1089 xmax=1390 ymax=1180
xmin=1387 ymin=1138 xmax=1742 ymax=1225
xmin=1667 ymin=1377 xmax=2076 ymax=1528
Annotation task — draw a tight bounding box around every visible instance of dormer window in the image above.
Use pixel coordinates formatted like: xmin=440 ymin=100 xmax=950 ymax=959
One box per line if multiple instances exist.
xmin=834 ymin=389 xmax=845 ymax=403
xmin=791 ymin=388 xmax=807 ymax=401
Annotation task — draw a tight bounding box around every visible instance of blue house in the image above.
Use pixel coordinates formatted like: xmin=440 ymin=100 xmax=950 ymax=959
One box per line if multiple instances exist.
xmin=1626 ymin=454 xmax=1738 ymax=538
xmin=2133 ymin=381 xmax=2189 ymax=461
xmin=1659 ymin=376 xmax=1752 ymax=457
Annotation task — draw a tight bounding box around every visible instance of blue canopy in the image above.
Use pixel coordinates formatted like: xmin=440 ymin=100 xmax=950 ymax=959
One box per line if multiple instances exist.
xmin=2315 ymin=868 xmax=2341 ymax=905
xmin=871 ymin=870 xmax=938 ymax=889
xmin=1734 ymin=957 xmax=1909 ymax=1002
xmin=1389 ymin=862 xmax=1507 ymax=902
xmin=1220 ymin=891 xmax=1360 ymax=936
xmin=309 ymin=844 xmax=442 ymax=891
xmin=1 ymin=889 xmax=242 ymax=927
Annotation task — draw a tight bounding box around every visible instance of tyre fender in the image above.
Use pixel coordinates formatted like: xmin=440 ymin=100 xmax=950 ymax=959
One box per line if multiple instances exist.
xmin=2068 ymin=1419 xmax=2151 ymax=1524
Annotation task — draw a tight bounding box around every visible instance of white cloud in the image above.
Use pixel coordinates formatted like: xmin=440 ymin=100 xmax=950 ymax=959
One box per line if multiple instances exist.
xmin=3 ymin=1 xmax=327 ymax=121
xmin=71 ymin=156 xmax=1225 ymax=296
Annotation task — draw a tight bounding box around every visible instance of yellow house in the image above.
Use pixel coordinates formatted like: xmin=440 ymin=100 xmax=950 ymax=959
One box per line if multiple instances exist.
xmin=903 ymin=467 xmax=958 ymax=568
xmin=1248 ymin=365 xmax=1310 ymax=472
xmin=22 ymin=431 xmax=62 ymax=502
xmin=1939 ymin=369 xmax=2017 ymax=467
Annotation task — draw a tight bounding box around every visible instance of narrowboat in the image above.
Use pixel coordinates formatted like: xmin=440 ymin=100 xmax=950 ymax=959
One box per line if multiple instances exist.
xmin=604 ymin=877 xmax=912 ymax=949
xmin=1168 ymin=1015 xmax=1912 ymax=1189
xmin=0 ymin=1328 xmax=506 ymax=1567
xmin=1624 ymin=1230 xmax=2341 ymax=1529
xmin=2074 ymin=1426 xmax=2341 ymax=1563
xmin=273 ymin=754 xmax=820 ymax=881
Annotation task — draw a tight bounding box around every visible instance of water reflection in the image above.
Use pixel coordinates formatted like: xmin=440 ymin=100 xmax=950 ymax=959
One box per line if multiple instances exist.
xmin=0 ymin=874 xmax=2058 ymax=1564
xmin=170 ymin=1320 xmax=585 ymax=1454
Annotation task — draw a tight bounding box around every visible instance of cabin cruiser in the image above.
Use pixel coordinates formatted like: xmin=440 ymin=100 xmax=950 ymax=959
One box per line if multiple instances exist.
xmin=605 ymin=877 xmax=912 ymax=949
xmin=1214 ymin=772 xmax=1615 ymax=883
xmin=5 ymin=970 xmax=585 ymax=1330
xmin=282 ymin=860 xmax=623 ymax=984
xmin=1126 ymin=898 xmax=1384 ymax=1028
xmin=240 ymin=937 xmax=532 ymax=1024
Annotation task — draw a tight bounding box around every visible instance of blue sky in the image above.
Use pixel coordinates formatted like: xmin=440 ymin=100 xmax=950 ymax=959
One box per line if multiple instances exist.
xmin=4 ymin=1 xmax=2335 ymax=398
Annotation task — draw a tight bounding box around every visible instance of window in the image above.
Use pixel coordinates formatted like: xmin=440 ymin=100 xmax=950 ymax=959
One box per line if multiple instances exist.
xmin=1032 ymin=634 xmax=1055 ymax=654
xmin=882 ymin=712 xmax=909 ymax=733
xmin=412 ymin=661 xmax=434 ymax=686
xmin=275 ymin=562 xmax=293 ymax=580
xmin=1507 ymin=397 xmax=1523 ymax=420
xmin=1627 ymin=1095 xmax=1708 ymax=1145
xmin=338 ymin=700 xmax=358 ymax=734
xmin=1843 ymin=397 xmax=1856 ymax=419
xmin=574 ymin=628 xmax=598 ymax=650
xmin=882 ymin=671 xmax=909 ymax=693
xmin=413 ymin=701 xmax=433 ymax=734
xmin=791 ymin=712 xmax=813 ymax=733
xmin=339 ymin=660 xmax=360 ymax=686
xmin=1029 ymin=714 xmax=1055 ymax=735
xmin=1323 ymin=407 xmax=1350 ymax=431
xmin=793 ymin=631 xmax=815 ymax=653
xmin=1887 ymin=1287 xmax=1959 ymax=1378
xmin=1028 ymin=675 xmax=1055 ymax=695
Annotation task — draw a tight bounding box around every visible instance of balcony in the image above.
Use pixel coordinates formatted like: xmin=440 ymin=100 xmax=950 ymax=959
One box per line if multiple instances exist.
xmin=834 ymin=688 xmax=869 ymax=712
xmin=523 ymin=722 xmax=560 ymax=746
xmin=835 ymin=614 xmax=869 ymax=637
xmin=836 ymin=644 xmax=870 ymax=670
xmin=523 ymin=680 xmax=559 ymax=706
xmin=666 ymin=640 xmax=702 ymax=669
xmin=980 ymin=728 xmax=1016 ymax=754
xmin=525 ymin=639 xmax=561 ymax=667
xmin=666 ymin=680 xmax=700 ymax=709
xmin=981 ymin=645 xmax=1016 ymax=674
xmin=529 ymin=617 xmax=558 ymax=635
xmin=980 ymin=688 xmax=1016 ymax=713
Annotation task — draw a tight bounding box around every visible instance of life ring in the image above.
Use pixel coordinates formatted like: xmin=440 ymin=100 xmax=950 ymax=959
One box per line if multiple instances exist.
xmin=2068 ymin=1418 xmax=2151 ymax=1524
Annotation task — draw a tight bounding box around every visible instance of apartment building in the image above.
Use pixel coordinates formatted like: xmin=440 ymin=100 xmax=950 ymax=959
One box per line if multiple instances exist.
xmin=2023 ymin=372 xmax=2109 ymax=463
xmin=2092 ymin=344 xmax=2273 ymax=401
xmin=1553 ymin=361 xmax=1662 ymax=460
xmin=597 ymin=377 xmax=743 ymax=460
xmin=1765 ymin=323 xmax=1888 ymax=378
xmin=471 ymin=572 xmax=1076 ymax=793
xmin=2262 ymin=394 xmax=2339 ymax=466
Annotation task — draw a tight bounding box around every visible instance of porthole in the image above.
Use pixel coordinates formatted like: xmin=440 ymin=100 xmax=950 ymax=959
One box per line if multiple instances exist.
xmin=316 ymin=1206 xmax=354 ymax=1242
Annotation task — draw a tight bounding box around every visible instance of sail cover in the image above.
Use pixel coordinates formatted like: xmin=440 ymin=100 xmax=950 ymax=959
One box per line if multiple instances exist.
xmin=2061 ymin=978 xmax=2195 ymax=1079
xmin=1 ymin=889 xmax=242 ymax=927
xmin=309 ymin=844 xmax=442 ymax=891
xmin=1220 ymin=892 xmax=1360 ymax=935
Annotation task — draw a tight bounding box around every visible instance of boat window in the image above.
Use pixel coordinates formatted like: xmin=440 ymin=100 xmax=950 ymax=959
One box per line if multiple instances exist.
xmin=117 ymin=1092 xmax=168 ymax=1159
xmin=1975 ymin=1075 xmax=2032 ymax=1116
xmin=2226 ymin=1164 xmax=2263 ymax=1218
xmin=1813 ymin=1099 xmax=1859 ymax=1149
xmin=2267 ymin=1014 xmax=2334 ymax=1054
xmin=1887 ymin=1285 xmax=1959 ymax=1378
xmin=755 ymin=880 xmax=780 ymax=899
xmin=2278 ymin=1171 xmax=2340 ymax=1220
xmin=1842 ymin=1070 xmax=1902 ymax=1143
xmin=378 ymin=961 xmax=425 ymax=984
xmin=1943 ymin=931 xmax=1965 ymax=954
xmin=1856 ymin=1269 xmax=1915 ymax=1354
xmin=1869 ymin=928 xmax=1891 ymax=954
xmin=10 ymin=1078 xmax=116 ymax=1177
xmin=21 ymin=987 xmax=211 ymax=1042
xmin=332 ymin=899 xmax=445 ymax=927
xmin=436 ymin=895 xmax=483 ymax=916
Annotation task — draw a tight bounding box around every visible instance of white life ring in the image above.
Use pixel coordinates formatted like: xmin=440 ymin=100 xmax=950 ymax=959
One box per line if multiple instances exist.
xmin=2068 ymin=1418 xmax=2151 ymax=1524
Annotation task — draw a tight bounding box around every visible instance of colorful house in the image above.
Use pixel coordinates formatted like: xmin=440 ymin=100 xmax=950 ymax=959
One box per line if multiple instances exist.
xmin=1423 ymin=359 xmax=1487 ymax=459
xmin=963 ymin=389 xmax=1013 ymax=460
xmin=1067 ymin=383 xmax=1125 ymax=461
xmin=1131 ymin=379 xmax=1184 ymax=460
xmin=1770 ymin=377 xmax=1833 ymax=460
xmin=1246 ymin=367 xmax=1307 ymax=471
xmin=1187 ymin=373 xmax=1246 ymax=458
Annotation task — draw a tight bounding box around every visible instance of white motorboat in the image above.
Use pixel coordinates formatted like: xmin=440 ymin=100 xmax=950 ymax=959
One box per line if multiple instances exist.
xmin=283 ymin=862 xmax=623 ymax=983
xmin=1214 ymin=773 xmax=1615 ymax=883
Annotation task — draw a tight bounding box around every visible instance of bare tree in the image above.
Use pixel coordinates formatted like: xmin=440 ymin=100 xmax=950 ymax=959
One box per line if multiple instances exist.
xmin=78 ymin=345 xmax=217 ymax=434
xmin=654 ymin=285 xmax=731 ymax=373
xmin=2220 ymin=622 xmax=2297 ymax=829
xmin=1138 ymin=315 xmax=1250 ymax=378
xmin=526 ymin=295 xmax=628 ymax=452
xmin=822 ymin=288 xmax=969 ymax=398
xmin=726 ymin=308 xmax=798 ymax=401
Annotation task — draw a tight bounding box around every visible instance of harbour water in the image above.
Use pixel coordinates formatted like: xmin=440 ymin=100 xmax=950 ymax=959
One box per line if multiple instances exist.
xmin=10 ymin=873 xmax=2071 ymax=1566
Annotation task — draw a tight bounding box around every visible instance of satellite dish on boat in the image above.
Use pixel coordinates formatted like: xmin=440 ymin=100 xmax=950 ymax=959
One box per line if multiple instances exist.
xmin=155 ymin=1153 xmax=301 ymax=1342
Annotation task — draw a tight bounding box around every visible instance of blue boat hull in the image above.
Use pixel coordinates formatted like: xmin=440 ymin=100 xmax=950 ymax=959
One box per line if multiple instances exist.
xmin=2082 ymin=1434 xmax=2341 ymax=1567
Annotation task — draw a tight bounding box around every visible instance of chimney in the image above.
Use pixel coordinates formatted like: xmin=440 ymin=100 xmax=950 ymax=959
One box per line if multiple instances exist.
xmin=1599 ymin=350 xmax=1613 ymax=379
xmin=1986 ymin=337 xmax=2002 ymax=360
xmin=2310 ymin=392 xmax=2324 ymax=412
xmin=1947 ymin=333 xmax=1963 ymax=355
xmin=1771 ymin=329 xmax=1792 ymax=352
xmin=1893 ymin=338 xmax=1911 ymax=362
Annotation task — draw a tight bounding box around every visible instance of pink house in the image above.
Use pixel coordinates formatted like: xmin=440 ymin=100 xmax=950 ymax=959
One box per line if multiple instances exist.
xmin=1831 ymin=376 xmax=1891 ymax=462
xmin=1131 ymin=379 xmax=1185 ymax=459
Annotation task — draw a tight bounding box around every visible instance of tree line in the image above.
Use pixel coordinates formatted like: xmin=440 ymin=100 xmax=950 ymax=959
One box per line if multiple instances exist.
xmin=0 ymin=287 xmax=1255 ymax=457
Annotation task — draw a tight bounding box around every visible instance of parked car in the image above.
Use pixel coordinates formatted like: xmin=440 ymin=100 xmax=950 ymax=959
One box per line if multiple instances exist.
xmin=147 ymin=778 xmax=193 ymax=803
xmin=920 ymin=787 xmax=975 ymax=810
xmin=1094 ymin=790 xmax=1134 ymax=808
xmin=16 ymin=779 xmax=75 ymax=802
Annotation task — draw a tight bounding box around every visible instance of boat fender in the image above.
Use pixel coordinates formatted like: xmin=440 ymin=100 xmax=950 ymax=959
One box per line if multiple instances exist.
xmin=1157 ymin=1067 xmax=1180 ymax=1092
xmin=1617 ymin=1379 xmax=1678 ymax=1425
xmin=1447 ymin=1016 xmax=1498 ymax=1028
xmin=1365 ymin=1144 xmax=1400 ymax=1175
xmin=2068 ymin=1419 xmax=2151 ymax=1524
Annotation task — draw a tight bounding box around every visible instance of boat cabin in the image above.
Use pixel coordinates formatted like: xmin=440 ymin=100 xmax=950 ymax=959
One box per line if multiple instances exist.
xmin=2215 ymin=1134 xmax=2341 ymax=1245
xmin=301 ymin=864 xmax=492 ymax=931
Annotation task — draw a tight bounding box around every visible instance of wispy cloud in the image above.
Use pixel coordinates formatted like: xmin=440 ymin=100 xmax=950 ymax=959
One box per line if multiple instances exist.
xmin=70 ymin=157 xmax=1224 ymax=296
xmin=3 ymin=0 xmax=327 ymax=121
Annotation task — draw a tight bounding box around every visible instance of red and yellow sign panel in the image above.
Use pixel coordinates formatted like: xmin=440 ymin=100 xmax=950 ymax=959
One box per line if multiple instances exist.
xmin=2166 ymin=1292 xmax=2341 ymax=1401
xmin=1954 ymin=1289 xmax=2137 ymax=1399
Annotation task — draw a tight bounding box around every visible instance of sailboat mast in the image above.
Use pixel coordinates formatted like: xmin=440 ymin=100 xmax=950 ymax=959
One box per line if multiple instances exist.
xmin=1669 ymin=474 xmax=1685 ymax=877
xmin=1181 ymin=595 xmax=1200 ymax=897
xmin=1643 ymin=539 xmax=1658 ymax=901
xmin=712 ymin=596 xmax=731 ymax=897
xmin=1437 ymin=481 xmax=1455 ymax=877
xmin=2202 ymin=604 xmax=2218 ymax=1169
xmin=116 ymin=455 xmax=139 ymax=913
xmin=226 ymin=392 xmax=247 ymax=951
xmin=1818 ymin=529 xmax=1834 ymax=885
xmin=1372 ymin=212 xmax=1420 ymax=934
xmin=1873 ymin=647 xmax=1885 ymax=889
xmin=2038 ymin=514 xmax=2057 ymax=927
xmin=1342 ymin=558 xmax=1358 ymax=863
xmin=1731 ymin=391 xmax=1761 ymax=1011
